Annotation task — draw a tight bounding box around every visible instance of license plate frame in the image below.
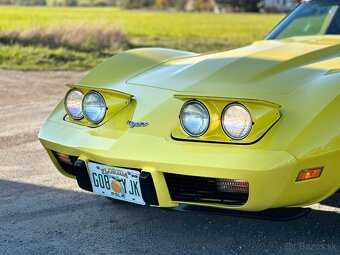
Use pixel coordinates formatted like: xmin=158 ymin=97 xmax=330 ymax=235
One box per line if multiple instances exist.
xmin=88 ymin=162 xmax=145 ymax=205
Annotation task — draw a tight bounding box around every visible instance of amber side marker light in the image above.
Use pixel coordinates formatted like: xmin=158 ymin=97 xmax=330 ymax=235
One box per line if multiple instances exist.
xmin=296 ymin=167 xmax=324 ymax=182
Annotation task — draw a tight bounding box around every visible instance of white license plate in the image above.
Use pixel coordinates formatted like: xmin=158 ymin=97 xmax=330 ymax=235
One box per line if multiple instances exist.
xmin=88 ymin=162 xmax=145 ymax=205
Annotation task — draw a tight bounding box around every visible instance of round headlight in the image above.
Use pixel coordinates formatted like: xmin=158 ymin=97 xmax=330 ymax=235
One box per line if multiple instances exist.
xmin=180 ymin=100 xmax=210 ymax=137
xmin=221 ymin=103 xmax=252 ymax=140
xmin=65 ymin=89 xmax=84 ymax=120
xmin=83 ymin=91 xmax=106 ymax=124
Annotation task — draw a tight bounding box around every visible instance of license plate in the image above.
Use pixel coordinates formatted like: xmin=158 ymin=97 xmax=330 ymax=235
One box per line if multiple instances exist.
xmin=88 ymin=162 xmax=145 ymax=205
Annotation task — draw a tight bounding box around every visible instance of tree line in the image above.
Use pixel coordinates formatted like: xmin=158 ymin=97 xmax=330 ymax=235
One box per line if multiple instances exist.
xmin=0 ymin=0 xmax=262 ymax=12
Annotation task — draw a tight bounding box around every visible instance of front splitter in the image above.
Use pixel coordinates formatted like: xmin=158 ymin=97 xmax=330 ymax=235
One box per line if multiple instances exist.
xmin=167 ymin=204 xmax=311 ymax=221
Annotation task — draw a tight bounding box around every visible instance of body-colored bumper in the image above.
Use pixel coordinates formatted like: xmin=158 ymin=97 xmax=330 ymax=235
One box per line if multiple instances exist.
xmin=39 ymin=119 xmax=340 ymax=212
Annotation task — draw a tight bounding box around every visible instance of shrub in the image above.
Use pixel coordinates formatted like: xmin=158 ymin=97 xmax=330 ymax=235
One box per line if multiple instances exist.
xmin=51 ymin=0 xmax=77 ymax=6
xmin=64 ymin=0 xmax=77 ymax=6
xmin=216 ymin=0 xmax=260 ymax=12
xmin=12 ymin=0 xmax=46 ymax=5
xmin=0 ymin=0 xmax=11 ymax=4
xmin=118 ymin=0 xmax=154 ymax=9
xmin=154 ymin=0 xmax=187 ymax=10
xmin=193 ymin=0 xmax=215 ymax=11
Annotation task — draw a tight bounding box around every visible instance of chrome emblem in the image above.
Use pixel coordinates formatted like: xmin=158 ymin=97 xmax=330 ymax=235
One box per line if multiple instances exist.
xmin=127 ymin=120 xmax=149 ymax=128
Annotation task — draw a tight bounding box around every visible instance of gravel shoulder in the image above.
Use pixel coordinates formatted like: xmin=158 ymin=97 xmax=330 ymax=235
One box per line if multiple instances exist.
xmin=0 ymin=70 xmax=339 ymax=255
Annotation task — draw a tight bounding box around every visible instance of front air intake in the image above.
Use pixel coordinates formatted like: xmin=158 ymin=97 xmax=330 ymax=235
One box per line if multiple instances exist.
xmin=52 ymin=151 xmax=78 ymax=176
xmin=164 ymin=173 xmax=249 ymax=206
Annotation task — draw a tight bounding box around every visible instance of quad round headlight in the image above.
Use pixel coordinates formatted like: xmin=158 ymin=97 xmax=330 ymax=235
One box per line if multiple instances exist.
xmin=221 ymin=103 xmax=252 ymax=140
xmin=82 ymin=91 xmax=107 ymax=124
xmin=180 ymin=100 xmax=210 ymax=137
xmin=65 ymin=89 xmax=84 ymax=120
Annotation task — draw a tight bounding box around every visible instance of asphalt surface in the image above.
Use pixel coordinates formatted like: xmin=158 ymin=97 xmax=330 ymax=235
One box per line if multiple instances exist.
xmin=0 ymin=70 xmax=339 ymax=255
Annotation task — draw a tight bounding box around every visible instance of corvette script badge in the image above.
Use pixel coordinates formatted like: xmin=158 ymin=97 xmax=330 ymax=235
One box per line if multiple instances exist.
xmin=127 ymin=120 xmax=149 ymax=128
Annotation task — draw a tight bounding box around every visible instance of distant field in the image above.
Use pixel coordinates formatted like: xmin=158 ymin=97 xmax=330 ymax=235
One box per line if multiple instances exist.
xmin=0 ymin=7 xmax=284 ymax=70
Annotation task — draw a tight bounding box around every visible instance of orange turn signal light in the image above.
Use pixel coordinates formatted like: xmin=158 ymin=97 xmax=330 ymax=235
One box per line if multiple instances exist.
xmin=296 ymin=167 xmax=323 ymax=182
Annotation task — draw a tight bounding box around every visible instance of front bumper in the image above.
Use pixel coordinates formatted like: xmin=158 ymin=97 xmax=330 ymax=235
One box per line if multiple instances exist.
xmin=39 ymin=119 xmax=338 ymax=211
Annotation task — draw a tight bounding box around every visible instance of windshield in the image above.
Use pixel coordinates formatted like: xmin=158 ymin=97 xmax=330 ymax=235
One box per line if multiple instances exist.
xmin=266 ymin=0 xmax=340 ymax=39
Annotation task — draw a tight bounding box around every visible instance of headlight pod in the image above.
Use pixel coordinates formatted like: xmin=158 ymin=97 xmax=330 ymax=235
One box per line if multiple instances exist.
xmin=221 ymin=103 xmax=252 ymax=140
xmin=180 ymin=100 xmax=210 ymax=137
xmin=64 ymin=89 xmax=84 ymax=120
xmin=82 ymin=91 xmax=107 ymax=124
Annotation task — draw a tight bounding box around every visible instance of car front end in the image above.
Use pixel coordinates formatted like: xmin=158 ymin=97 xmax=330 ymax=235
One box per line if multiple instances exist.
xmin=39 ymin=0 xmax=340 ymax=212
xmin=39 ymin=37 xmax=340 ymax=211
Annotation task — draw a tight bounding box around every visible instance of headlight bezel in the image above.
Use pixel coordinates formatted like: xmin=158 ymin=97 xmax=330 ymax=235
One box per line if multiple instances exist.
xmin=82 ymin=90 xmax=107 ymax=124
xmin=221 ymin=103 xmax=253 ymax=140
xmin=179 ymin=100 xmax=210 ymax=138
xmin=64 ymin=88 xmax=84 ymax=120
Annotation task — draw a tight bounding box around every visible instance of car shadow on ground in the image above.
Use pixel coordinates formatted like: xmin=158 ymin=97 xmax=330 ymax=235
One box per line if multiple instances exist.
xmin=0 ymin=179 xmax=339 ymax=255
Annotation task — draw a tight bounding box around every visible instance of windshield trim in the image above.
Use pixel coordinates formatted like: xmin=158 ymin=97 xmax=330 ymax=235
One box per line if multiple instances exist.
xmin=265 ymin=0 xmax=340 ymax=40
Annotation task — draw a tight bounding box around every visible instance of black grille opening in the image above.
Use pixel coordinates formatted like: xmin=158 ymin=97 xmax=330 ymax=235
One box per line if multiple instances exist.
xmin=164 ymin=173 xmax=249 ymax=206
xmin=52 ymin=151 xmax=78 ymax=176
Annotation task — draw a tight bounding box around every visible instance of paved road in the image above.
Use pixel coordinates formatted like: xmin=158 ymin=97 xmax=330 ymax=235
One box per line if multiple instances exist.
xmin=0 ymin=70 xmax=339 ymax=255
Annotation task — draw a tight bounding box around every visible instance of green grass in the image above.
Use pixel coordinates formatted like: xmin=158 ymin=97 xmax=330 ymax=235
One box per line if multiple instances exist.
xmin=0 ymin=44 xmax=105 ymax=70
xmin=0 ymin=6 xmax=284 ymax=70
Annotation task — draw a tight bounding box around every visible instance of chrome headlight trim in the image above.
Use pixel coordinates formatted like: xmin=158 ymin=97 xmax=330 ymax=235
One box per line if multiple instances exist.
xmin=221 ymin=103 xmax=252 ymax=140
xmin=64 ymin=88 xmax=84 ymax=120
xmin=82 ymin=90 xmax=107 ymax=124
xmin=180 ymin=100 xmax=210 ymax=137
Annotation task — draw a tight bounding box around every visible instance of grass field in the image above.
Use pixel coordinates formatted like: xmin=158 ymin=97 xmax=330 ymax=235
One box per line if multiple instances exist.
xmin=0 ymin=7 xmax=284 ymax=70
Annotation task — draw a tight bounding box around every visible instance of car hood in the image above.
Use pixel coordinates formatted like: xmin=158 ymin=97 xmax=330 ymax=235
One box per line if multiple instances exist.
xmin=127 ymin=36 xmax=340 ymax=98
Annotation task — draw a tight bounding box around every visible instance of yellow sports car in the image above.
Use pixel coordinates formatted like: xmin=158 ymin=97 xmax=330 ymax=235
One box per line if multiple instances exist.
xmin=39 ymin=0 xmax=340 ymax=212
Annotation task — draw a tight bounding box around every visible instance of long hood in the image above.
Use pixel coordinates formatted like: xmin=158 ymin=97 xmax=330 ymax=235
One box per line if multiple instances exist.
xmin=127 ymin=36 xmax=340 ymax=98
